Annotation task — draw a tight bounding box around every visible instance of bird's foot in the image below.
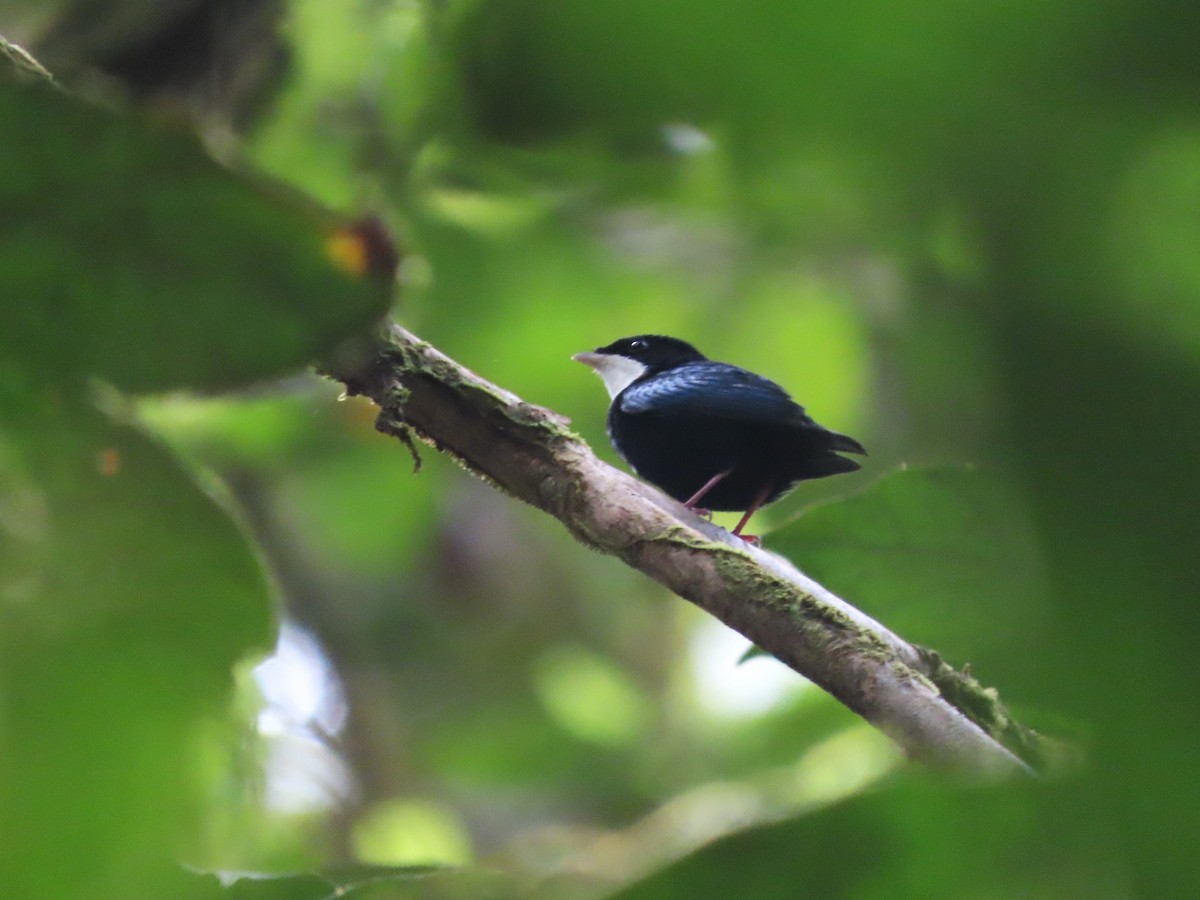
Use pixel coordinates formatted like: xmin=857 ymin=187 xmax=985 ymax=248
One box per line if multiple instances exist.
xmin=736 ymin=533 xmax=762 ymax=547
xmin=688 ymin=507 xmax=714 ymax=521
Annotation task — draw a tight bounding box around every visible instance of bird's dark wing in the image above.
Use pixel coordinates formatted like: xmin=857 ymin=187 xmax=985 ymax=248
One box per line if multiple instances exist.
xmin=619 ymin=362 xmax=868 ymax=455
xmin=619 ymin=363 xmax=804 ymax=425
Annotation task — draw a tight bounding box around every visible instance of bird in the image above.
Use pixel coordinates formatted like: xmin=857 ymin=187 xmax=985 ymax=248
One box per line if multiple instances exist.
xmin=573 ymin=335 xmax=866 ymax=540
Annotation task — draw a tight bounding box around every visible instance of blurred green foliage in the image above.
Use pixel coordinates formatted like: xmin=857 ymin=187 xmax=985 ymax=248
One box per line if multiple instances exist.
xmin=0 ymin=408 xmax=273 ymax=896
xmin=0 ymin=81 xmax=390 ymax=392
xmin=768 ymin=467 xmax=1053 ymax=703
xmin=2 ymin=0 xmax=1199 ymax=897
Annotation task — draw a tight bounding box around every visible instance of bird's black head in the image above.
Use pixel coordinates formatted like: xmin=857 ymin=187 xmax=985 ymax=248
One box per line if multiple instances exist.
xmin=594 ymin=335 xmax=707 ymax=370
xmin=574 ymin=335 xmax=708 ymax=400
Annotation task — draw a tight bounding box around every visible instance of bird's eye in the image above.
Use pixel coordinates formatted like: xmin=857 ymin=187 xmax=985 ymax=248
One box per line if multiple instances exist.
xmin=629 ymin=339 xmax=647 ymax=351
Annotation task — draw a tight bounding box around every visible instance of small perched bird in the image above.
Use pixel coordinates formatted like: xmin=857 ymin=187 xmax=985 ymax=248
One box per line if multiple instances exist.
xmin=574 ymin=335 xmax=866 ymax=539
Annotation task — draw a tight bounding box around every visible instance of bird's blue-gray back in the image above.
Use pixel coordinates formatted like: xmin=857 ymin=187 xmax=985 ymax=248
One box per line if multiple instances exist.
xmin=618 ymin=363 xmax=810 ymax=426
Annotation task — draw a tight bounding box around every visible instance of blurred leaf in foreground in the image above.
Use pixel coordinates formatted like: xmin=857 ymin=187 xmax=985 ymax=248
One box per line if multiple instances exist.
xmin=611 ymin=778 xmax=1132 ymax=899
xmin=0 ymin=406 xmax=273 ymax=897
xmin=767 ymin=467 xmax=1052 ymax=697
xmin=0 ymin=79 xmax=393 ymax=394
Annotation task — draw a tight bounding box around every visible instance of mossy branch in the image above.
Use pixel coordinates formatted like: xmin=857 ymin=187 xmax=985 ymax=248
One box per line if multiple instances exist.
xmin=326 ymin=323 xmax=1048 ymax=776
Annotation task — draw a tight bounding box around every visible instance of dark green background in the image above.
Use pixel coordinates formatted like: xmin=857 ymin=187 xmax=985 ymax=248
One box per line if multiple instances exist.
xmin=1 ymin=1 xmax=1197 ymax=896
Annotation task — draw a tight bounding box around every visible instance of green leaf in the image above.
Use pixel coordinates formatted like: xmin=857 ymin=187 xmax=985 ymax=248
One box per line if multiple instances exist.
xmin=610 ymin=778 xmax=1125 ymax=899
xmin=0 ymin=80 xmax=393 ymax=393
xmin=737 ymin=644 xmax=766 ymax=664
xmin=205 ymin=864 xmax=514 ymax=899
xmin=765 ymin=467 xmax=1051 ymax=694
xmin=0 ymin=405 xmax=273 ymax=898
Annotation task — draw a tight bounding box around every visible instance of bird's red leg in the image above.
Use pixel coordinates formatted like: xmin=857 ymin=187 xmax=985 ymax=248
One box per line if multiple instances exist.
xmin=684 ymin=470 xmax=731 ymax=515
xmin=731 ymin=482 xmax=774 ymax=543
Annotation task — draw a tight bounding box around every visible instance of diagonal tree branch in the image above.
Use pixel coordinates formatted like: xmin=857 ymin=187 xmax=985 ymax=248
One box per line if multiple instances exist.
xmin=326 ymin=323 xmax=1048 ymax=776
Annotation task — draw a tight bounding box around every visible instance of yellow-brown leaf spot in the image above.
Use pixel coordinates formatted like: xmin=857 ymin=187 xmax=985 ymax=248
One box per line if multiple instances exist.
xmin=97 ymin=447 xmax=121 ymax=477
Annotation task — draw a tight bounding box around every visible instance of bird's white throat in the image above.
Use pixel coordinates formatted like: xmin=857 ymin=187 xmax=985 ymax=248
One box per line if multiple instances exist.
xmin=574 ymin=353 xmax=649 ymax=400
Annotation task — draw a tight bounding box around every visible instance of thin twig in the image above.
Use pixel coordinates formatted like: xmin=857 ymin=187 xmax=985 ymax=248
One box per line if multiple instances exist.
xmin=0 ymin=35 xmax=61 ymax=88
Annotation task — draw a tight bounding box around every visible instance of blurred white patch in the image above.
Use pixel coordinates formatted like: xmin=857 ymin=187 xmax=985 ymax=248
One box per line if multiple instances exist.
xmin=689 ymin=617 xmax=808 ymax=718
xmin=596 ymin=206 xmax=739 ymax=294
xmin=254 ymin=621 xmax=352 ymax=813
xmin=662 ymin=122 xmax=715 ymax=155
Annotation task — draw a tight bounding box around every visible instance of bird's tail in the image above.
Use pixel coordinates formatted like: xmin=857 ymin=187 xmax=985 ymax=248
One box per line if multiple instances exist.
xmin=825 ymin=430 xmax=867 ymax=456
xmin=804 ymin=452 xmax=863 ymax=478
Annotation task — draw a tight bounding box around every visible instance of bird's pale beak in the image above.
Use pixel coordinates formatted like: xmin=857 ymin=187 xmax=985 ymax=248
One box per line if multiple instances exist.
xmin=572 ymin=351 xmax=603 ymax=368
